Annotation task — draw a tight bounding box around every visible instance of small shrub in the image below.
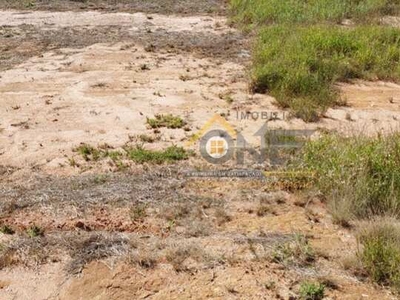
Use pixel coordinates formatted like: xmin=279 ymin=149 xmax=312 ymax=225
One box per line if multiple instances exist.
xmin=146 ymin=114 xmax=186 ymax=129
xmin=299 ymin=281 xmax=325 ymax=300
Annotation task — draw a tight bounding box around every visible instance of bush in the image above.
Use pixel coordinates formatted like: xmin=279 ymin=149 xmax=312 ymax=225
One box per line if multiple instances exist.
xmin=358 ymin=221 xmax=400 ymax=291
xmin=295 ymin=133 xmax=400 ymax=222
xmin=252 ymin=25 xmax=400 ymax=121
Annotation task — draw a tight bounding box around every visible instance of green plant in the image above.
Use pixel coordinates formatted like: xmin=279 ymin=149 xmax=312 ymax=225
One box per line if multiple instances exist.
xmin=294 ymin=133 xmax=400 ymax=222
xmin=230 ymin=0 xmax=400 ymax=26
xmin=146 ymin=114 xmax=186 ymax=129
xmin=74 ymin=144 xmax=102 ymax=161
xmin=251 ymin=25 xmax=400 ymax=121
xmin=0 ymin=225 xmax=14 ymax=235
xmin=127 ymin=145 xmax=191 ymax=164
xmin=358 ymin=221 xmax=400 ymax=291
xmin=272 ymin=234 xmax=315 ymax=267
xmin=26 ymin=225 xmax=44 ymax=238
xmin=299 ymin=281 xmax=325 ymax=300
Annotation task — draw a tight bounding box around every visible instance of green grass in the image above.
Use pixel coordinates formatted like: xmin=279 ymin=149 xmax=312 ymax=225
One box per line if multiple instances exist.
xmin=230 ymin=0 xmax=400 ymax=26
xmin=358 ymin=221 xmax=400 ymax=292
xmin=252 ymin=25 xmax=400 ymax=121
xmin=294 ymin=133 xmax=400 ymax=223
xmin=230 ymin=0 xmax=400 ymax=121
xmin=299 ymin=281 xmax=325 ymax=300
xmin=127 ymin=145 xmax=191 ymax=164
xmin=146 ymin=114 xmax=186 ymax=129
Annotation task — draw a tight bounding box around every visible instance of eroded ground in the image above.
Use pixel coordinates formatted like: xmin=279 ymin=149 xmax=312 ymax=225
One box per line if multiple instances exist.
xmin=1 ymin=2 xmax=400 ymax=300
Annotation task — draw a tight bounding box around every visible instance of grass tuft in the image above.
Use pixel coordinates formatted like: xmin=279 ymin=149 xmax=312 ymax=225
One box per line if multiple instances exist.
xmin=358 ymin=220 xmax=400 ymax=292
xmin=146 ymin=114 xmax=186 ymax=129
xmin=299 ymin=281 xmax=325 ymax=300
xmin=127 ymin=145 xmax=191 ymax=164
xmin=295 ymin=133 xmax=400 ymax=223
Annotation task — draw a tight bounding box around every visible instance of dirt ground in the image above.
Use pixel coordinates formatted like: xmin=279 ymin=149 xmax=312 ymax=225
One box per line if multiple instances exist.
xmin=1 ymin=1 xmax=400 ymax=300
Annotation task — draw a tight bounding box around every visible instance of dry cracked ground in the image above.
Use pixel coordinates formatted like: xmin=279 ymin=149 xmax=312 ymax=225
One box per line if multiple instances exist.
xmin=1 ymin=1 xmax=400 ymax=299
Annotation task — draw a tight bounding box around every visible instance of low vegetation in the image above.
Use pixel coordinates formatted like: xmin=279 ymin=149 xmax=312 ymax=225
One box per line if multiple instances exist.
xmin=127 ymin=145 xmax=191 ymax=164
xmin=271 ymin=234 xmax=315 ymax=267
xmin=295 ymin=133 xmax=400 ymax=224
xmin=357 ymin=221 xmax=400 ymax=292
xmin=74 ymin=144 xmax=192 ymax=165
xmin=252 ymin=25 xmax=400 ymax=121
xmin=230 ymin=0 xmax=400 ymax=26
xmin=230 ymin=0 xmax=400 ymax=121
xmin=146 ymin=114 xmax=186 ymax=129
xmin=299 ymin=281 xmax=325 ymax=300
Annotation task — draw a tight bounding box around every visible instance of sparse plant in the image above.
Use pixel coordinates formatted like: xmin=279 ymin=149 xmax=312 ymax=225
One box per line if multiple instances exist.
xmin=26 ymin=225 xmax=44 ymax=238
xmin=146 ymin=114 xmax=186 ymax=129
xmin=130 ymin=203 xmax=147 ymax=222
xmin=74 ymin=144 xmax=102 ymax=161
xmin=127 ymin=145 xmax=191 ymax=164
xmin=272 ymin=234 xmax=315 ymax=267
xmin=0 ymin=225 xmax=14 ymax=235
xmin=299 ymin=281 xmax=325 ymax=300
xmin=357 ymin=220 xmax=400 ymax=292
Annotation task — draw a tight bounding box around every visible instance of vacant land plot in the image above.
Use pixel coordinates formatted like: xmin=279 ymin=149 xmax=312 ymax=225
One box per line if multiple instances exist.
xmin=1 ymin=0 xmax=400 ymax=299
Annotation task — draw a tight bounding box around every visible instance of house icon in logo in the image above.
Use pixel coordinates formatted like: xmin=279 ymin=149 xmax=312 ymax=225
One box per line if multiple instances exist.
xmin=185 ymin=114 xmax=237 ymax=163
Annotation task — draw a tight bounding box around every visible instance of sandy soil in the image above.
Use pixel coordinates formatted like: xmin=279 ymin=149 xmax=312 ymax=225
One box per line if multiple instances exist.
xmin=1 ymin=4 xmax=400 ymax=300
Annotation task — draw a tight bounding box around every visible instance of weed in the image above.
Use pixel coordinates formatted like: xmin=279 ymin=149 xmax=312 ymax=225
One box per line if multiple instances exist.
xmin=0 ymin=225 xmax=14 ymax=235
xmin=26 ymin=225 xmax=44 ymax=238
xmin=130 ymin=203 xmax=147 ymax=222
xmin=146 ymin=114 xmax=186 ymax=129
xmin=272 ymin=234 xmax=315 ymax=267
xmin=299 ymin=281 xmax=325 ymax=300
xmin=127 ymin=145 xmax=191 ymax=164
xmin=74 ymin=144 xmax=102 ymax=161
xmin=357 ymin=220 xmax=400 ymax=291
